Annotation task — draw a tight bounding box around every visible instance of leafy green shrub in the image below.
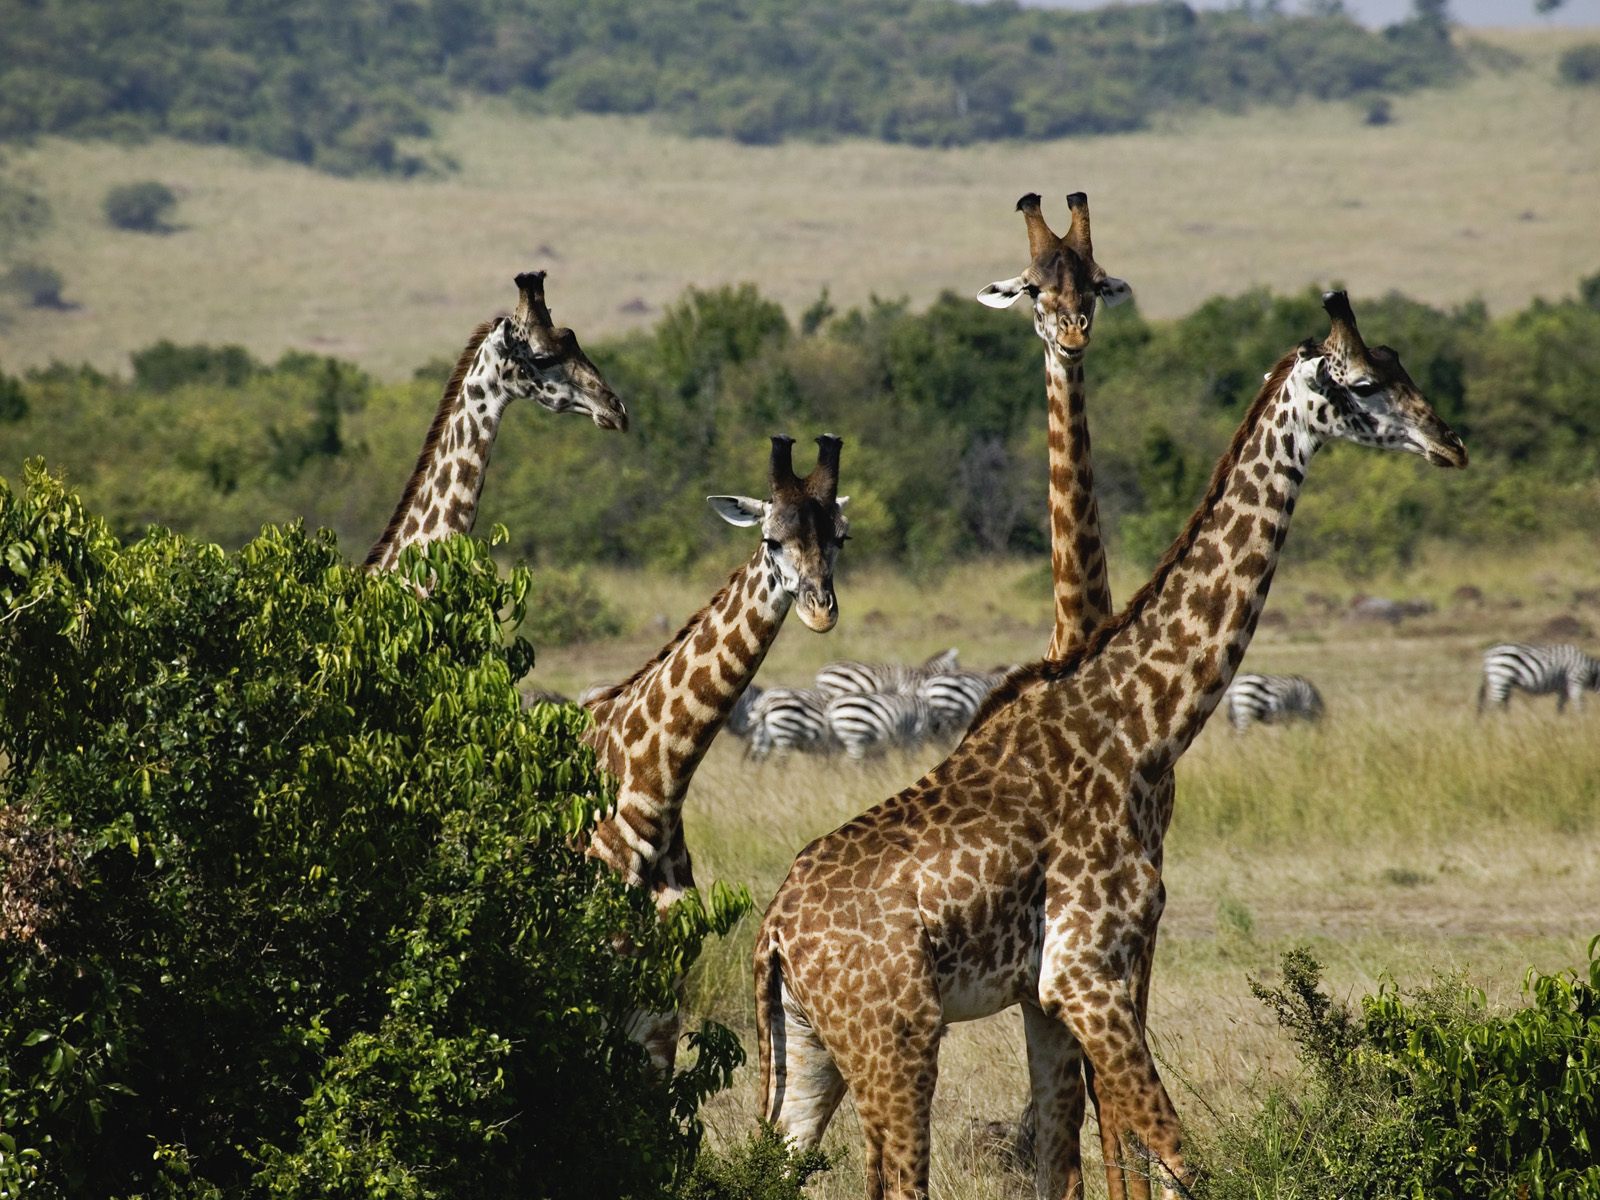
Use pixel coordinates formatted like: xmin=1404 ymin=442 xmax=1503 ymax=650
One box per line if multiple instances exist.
xmin=0 ymin=372 xmax=26 ymax=422
xmin=677 ymin=1124 xmax=831 ymax=1200
xmin=1 ymin=261 xmax=65 ymax=308
xmin=519 ymin=563 xmax=624 ymax=647
xmin=1557 ymin=42 xmax=1600 ymax=87
xmin=103 ymin=180 xmax=177 ymax=232
xmin=0 ymin=464 xmax=747 ymax=1198
xmin=1206 ymin=945 xmax=1600 ymax=1199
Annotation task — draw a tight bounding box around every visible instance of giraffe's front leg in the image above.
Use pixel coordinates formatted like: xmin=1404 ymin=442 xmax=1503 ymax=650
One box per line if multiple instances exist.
xmin=1022 ymin=1001 xmax=1086 ymax=1200
xmin=1087 ymin=930 xmax=1160 ymax=1200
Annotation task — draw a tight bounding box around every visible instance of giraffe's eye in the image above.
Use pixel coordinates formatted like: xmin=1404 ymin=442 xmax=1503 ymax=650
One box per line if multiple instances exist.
xmin=1348 ymin=379 xmax=1381 ymax=398
xmin=763 ymin=537 xmax=782 ymax=551
xmin=529 ymin=352 xmax=563 ymax=370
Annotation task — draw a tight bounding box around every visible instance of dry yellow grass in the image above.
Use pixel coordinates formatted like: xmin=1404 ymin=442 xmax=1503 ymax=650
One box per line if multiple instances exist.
xmin=2 ymin=30 xmax=1597 ymax=379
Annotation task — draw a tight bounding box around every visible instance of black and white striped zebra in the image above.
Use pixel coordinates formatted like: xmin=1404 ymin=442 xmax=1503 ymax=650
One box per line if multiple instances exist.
xmin=725 ymin=683 xmax=764 ymax=739
xmin=1225 ymin=673 xmax=1325 ymax=730
xmin=825 ymin=691 xmax=935 ymax=759
xmin=814 ymin=647 xmax=959 ymax=698
xmin=918 ymin=669 xmax=1008 ymax=737
xmin=745 ymin=687 xmax=832 ymax=757
xmin=1478 ymin=643 xmax=1600 ymax=713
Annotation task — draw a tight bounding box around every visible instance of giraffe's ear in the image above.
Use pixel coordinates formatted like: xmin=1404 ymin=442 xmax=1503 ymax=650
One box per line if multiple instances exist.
xmin=1096 ymin=276 xmax=1133 ymax=307
xmin=707 ymin=495 xmax=767 ymax=527
xmin=976 ymin=274 xmax=1032 ymax=309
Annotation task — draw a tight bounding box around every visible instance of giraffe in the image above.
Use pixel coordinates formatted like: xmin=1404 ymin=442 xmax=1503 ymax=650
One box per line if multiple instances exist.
xmin=978 ymin=190 xmax=1154 ymax=1198
xmin=977 ymin=191 xmax=1130 ymax=659
xmin=363 ymin=270 xmax=627 ymax=572
xmin=754 ymin=292 xmax=1466 ymax=1200
xmin=583 ymin=435 xmax=849 ymax=1070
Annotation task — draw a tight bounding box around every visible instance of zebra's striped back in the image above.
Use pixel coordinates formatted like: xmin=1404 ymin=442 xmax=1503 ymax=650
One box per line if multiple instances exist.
xmin=825 ymin=691 xmax=934 ymax=759
xmin=745 ymin=687 xmax=831 ymax=757
xmin=1479 ymin=643 xmax=1600 ymax=712
xmin=918 ymin=669 xmax=1005 ymax=737
xmin=725 ymin=683 xmax=764 ymax=739
xmin=1225 ymin=673 xmax=1325 ymax=730
xmin=815 ymin=647 xmax=959 ymax=697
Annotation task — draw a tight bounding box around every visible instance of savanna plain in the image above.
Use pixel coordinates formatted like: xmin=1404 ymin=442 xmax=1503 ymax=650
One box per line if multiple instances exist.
xmin=3 ymin=23 xmax=1599 ymax=1196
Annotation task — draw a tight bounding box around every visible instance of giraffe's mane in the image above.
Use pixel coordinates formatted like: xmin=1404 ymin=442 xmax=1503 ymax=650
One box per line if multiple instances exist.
xmin=963 ymin=346 xmax=1301 ymax=738
xmin=363 ymin=317 xmax=502 ymax=568
xmin=581 ymin=554 xmax=754 ymax=712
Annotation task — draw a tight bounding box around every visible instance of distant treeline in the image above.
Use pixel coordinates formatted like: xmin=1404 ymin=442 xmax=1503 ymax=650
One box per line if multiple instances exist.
xmin=3 ymin=272 xmax=1597 ymax=581
xmin=0 ymin=0 xmax=1461 ymax=174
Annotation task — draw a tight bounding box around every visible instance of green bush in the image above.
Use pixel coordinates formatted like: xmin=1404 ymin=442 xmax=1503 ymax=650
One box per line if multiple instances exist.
xmin=677 ymin=1124 xmax=831 ymax=1200
xmin=1205 ymin=945 xmax=1600 ymax=1198
xmin=0 ymin=463 xmax=747 ymax=1198
xmin=103 ymin=180 xmax=178 ymax=232
xmin=1 ymin=261 xmax=65 ymax=308
xmin=1557 ymin=42 xmax=1600 ymax=87
xmin=519 ymin=564 xmax=625 ymax=647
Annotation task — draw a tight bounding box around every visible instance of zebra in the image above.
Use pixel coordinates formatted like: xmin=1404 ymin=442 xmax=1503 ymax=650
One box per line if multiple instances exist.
xmin=1478 ymin=643 xmax=1600 ymax=713
xmin=825 ymin=691 xmax=937 ymax=759
xmin=814 ymin=647 xmax=959 ymax=698
xmin=745 ymin=687 xmax=832 ymax=757
xmin=918 ymin=668 xmax=1008 ymax=738
xmin=725 ymin=683 xmax=764 ymax=739
xmin=1225 ymin=673 xmax=1326 ymax=730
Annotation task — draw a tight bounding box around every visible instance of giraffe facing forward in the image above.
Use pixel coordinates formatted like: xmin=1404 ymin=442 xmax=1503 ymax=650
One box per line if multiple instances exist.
xmin=364 ymin=271 xmax=626 ymax=572
xmin=754 ymin=293 xmax=1465 ymax=1200
xmin=977 ymin=191 xmax=1129 ymax=658
xmin=978 ymin=191 xmax=1160 ymax=1199
xmin=584 ymin=435 xmax=849 ymax=1070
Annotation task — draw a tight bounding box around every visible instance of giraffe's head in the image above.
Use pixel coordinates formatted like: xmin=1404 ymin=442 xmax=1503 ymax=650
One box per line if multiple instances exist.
xmin=1298 ymin=291 xmax=1467 ymax=468
xmin=975 ymin=192 xmax=1132 ymax=363
xmin=707 ymin=435 xmax=849 ymax=633
xmin=501 ymin=271 xmax=629 ymax=431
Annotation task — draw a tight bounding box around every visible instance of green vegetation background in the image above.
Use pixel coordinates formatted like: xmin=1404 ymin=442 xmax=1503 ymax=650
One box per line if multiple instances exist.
xmin=0 ymin=0 xmax=1462 ymax=175
xmin=2 ymin=277 xmax=1597 ymax=590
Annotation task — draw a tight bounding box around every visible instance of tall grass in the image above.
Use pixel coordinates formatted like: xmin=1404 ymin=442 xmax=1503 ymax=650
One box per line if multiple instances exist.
xmin=663 ymin=582 xmax=1600 ymax=1197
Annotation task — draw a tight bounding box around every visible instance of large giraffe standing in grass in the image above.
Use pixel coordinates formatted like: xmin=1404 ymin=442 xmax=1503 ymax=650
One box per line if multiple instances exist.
xmin=754 ymin=293 xmax=1466 ymax=1200
xmin=583 ymin=435 xmax=849 ymax=1070
xmin=978 ymin=195 xmax=1157 ymax=1197
xmin=364 ymin=271 xmax=627 ymax=571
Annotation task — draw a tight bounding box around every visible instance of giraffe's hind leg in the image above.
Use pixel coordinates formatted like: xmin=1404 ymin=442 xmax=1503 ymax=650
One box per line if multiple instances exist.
xmin=765 ymin=978 xmax=848 ymax=1149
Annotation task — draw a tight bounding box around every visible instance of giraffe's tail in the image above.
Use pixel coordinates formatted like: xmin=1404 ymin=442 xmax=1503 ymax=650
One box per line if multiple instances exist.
xmin=753 ymin=925 xmax=783 ymax=1122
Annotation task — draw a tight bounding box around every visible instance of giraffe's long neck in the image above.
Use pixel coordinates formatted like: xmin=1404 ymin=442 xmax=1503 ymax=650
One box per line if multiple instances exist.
xmin=1044 ymin=351 xmax=1113 ymax=658
xmin=1085 ymin=356 xmax=1317 ymax=780
xmin=365 ymin=321 xmax=512 ymax=572
xmin=584 ymin=548 xmax=791 ymax=907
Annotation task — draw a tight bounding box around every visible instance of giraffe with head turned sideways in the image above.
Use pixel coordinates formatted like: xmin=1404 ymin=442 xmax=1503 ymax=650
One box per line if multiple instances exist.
xmin=364 ymin=271 xmax=627 ymax=572
xmin=979 ymin=191 xmax=1169 ymax=1198
xmin=583 ymin=435 xmax=849 ymax=1071
xmin=754 ymin=292 xmax=1466 ymax=1200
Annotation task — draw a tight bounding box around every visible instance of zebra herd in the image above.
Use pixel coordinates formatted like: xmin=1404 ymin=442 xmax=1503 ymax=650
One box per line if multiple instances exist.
xmin=722 ymin=641 xmax=1600 ymax=758
xmin=728 ymin=649 xmax=1013 ymax=759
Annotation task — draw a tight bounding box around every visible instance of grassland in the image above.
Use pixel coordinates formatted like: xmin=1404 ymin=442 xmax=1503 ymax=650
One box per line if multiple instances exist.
xmin=1 ymin=30 xmax=1598 ymax=379
xmin=534 ymin=544 xmax=1600 ymax=1197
